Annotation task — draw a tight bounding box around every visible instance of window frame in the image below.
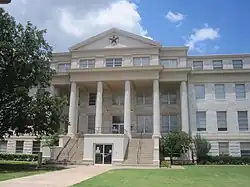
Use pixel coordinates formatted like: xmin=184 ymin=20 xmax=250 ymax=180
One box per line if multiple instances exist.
xmin=136 ymin=115 xmax=153 ymax=133
xmin=133 ymin=57 xmax=150 ymax=66
xmin=214 ymin=84 xmax=225 ymax=100
xmin=15 ymin=141 xmax=24 ymax=154
xmin=160 ymin=59 xmax=178 ymax=68
xmin=195 ymin=84 xmax=205 ymax=100
xmin=57 ymin=63 xmax=71 ymax=72
xmin=219 ymin=142 xmax=229 ymax=156
xmin=136 ymin=93 xmax=152 ymax=105
xmin=240 ymin=142 xmax=250 ymax=157
xmin=0 ymin=141 xmax=7 ymax=153
xmin=213 ymin=60 xmax=223 ymax=70
xmin=160 ymin=115 xmax=179 ymax=133
xmin=160 ymin=92 xmax=177 ymax=104
xmin=112 ymin=93 xmax=124 ymax=105
xmin=232 ymin=60 xmax=243 ymax=69
xmin=193 ymin=61 xmax=203 ymax=70
xmin=196 ymin=111 xmax=206 ymax=131
xmin=32 ymin=141 xmax=41 ymax=154
xmin=235 ymin=84 xmax=246 ymax=99
xmin=88 ymin=93 xmax=97 ymax=106
xmin=87 ymin=115 xmax=95 ymax=133
xmin=79 ymin=59 xmax=95 ymax=68
xmin=217 ymin=111 xmax=227 ymax=131
xmin=238 ymin=111 xmax=248 ymax=131
xmin=105 ymin=58 xmax=122 ymax=67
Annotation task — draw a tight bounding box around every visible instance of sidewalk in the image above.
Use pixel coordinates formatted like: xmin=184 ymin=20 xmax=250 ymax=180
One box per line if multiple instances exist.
xmin=0 ymin=165 xmax=112 ymax=187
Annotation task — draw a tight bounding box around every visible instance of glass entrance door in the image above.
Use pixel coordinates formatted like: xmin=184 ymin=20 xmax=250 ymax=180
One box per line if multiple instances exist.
xmin=94 ymin=144 xmax=112 ymax=164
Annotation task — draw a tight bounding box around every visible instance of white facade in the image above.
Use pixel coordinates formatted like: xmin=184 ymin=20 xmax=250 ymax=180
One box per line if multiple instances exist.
xmin=1 ymin=28 xmax=250 ymax=164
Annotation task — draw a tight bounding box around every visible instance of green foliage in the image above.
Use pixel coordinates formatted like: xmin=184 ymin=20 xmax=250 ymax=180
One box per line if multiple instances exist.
xmin=198 ymin=156 xmax=250 ymax=165
xmin=160 ymin=131 xmax=192 ymax=163
xmin=160 ymin=160 xmax=170 ymax=167
xmin=0 ymin=8 xmax=69 ymax=138
xmin=0 ymin=153 xmax=38 ymax=161
xmin=193 ymin=134 xmax=211 ymax=162
xmin=41 ymin=132 xmax=60 ymax=147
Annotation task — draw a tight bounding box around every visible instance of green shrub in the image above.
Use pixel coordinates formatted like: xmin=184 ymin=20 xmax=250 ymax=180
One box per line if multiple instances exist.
xmin=198 ymin=156 xmax=250 ymax=165
xmin=0 ymin=153 xmax=38 ymax=161
xmin=161 ymin=161 xmax=170 ymax=167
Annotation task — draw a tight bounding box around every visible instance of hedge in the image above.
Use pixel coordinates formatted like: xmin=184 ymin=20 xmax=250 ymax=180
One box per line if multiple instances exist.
xmin=0 ymin=153 xmax=38 ymax=162
xmin=198 ymin=156 xmax=250 ymax=165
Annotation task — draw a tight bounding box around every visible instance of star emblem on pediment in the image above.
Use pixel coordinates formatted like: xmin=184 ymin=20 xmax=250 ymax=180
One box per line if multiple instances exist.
xmin=109 ymin=35 xmax=119 ymax=46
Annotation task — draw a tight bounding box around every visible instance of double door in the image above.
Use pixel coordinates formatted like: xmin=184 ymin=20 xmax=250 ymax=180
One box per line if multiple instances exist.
xmin=94 ymin=144 xmax=112 ymax=164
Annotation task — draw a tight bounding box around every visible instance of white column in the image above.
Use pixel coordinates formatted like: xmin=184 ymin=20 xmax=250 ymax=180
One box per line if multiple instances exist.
xmin=68 ymin=82 xmax=77 ymax=136
xmin=180 ymin=81 xmax=189 ymax=133
xmin=95 ymin=81 xmax=103 ymax=134
xmin=124 ymin=80 xmax=131 ymax=138
xmin=153 ymin=80 xmax=160 ymax=137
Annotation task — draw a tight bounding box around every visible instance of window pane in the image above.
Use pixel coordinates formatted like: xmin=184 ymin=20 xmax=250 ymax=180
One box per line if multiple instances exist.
xmin=114 ymin=58 xmax=122 ymax=67
xmin=112 ymin=116 xmax=124 ymax=123
xmin=240 ymin=142 xmax=250 ymax=157
xmin=57 ymin=63 xmax=71 ymax=71
xmin=136 ymin=116 xmax=153 ymax=133
xmin=238 ymin=111 xmax=248 ymax=131
xmin=16 ymin=141 xmax=24 ymax=153
xmin=133 ymin=57 xmax=150 ymax=66
xmin=235 ymin=84 xmax=246 ymax=99
xmin=215 ymin=84 xmax=225 ymax=99
xmin=161 ymin=59 xmax=177 ymax=68
xmin=89 ymin=93 xmax=96 ymax=105
xmin=106 ymin=59 xmax=114 ymax=67
xmin=213 ymin=60 xmax=223 ymax=69
xmin=133 ymin=58 xmax=141 ymax=66
xmin=88 ymin=115 xmax=95 ymax=132
xmin=217 ymin=111 xmax=227 ymax=131
xmin=233 ymin=60 xmax=243 ymax=69
xmin=32 ymin=141 xmax=41 ymax=154
xmin=196 ymin=111 xmax=206 ymax=131
xmin=0 ymin=141 xmax=7 ymax=153
xmin=219 ymin=142 xmax=229 ymax=156
xmin=141 ymin=57 xmax=150 ymax=66
xmin=195 ymin=85 xmax=205 ymax=99
xmin=193 ymin=61 xmax=203 ymax=70
xmin=112 ymin=94 xmax=124 ymax=105
xmin=79 ymin=60 xmax=88 ymax=68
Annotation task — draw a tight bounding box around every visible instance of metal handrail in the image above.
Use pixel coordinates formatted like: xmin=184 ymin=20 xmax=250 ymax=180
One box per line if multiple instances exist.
xmin=56 ymin=136 xmax=71 ymax=160
xmin=87 ymin=127 xmax=128 ymax=135
xmin=136 ymin=131 xmax=144 ymax=164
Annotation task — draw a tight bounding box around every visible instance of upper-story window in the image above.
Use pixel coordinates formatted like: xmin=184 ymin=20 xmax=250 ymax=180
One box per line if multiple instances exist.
xmin=161 ymin=92 xmax=177 ymax=104
xmin=112 ymin=94 xmax=124 ymax=105
xmin=215 ymin=84 xmax=225 ymax=99
xmin=213 ymin=60 xmax=223 ymax=70
xmin=106 ymin=58 xmax=122 ymax=67
xmin=232 ymin=60 xmax=243 ymax=69
xmin=57 ymin=63 xmax=71 ymax=72
xmin=235 ymin=84 xmax=246 ymax=99
xmin=133 ymin=57 xmax=150 ymax=66
xmin=193 ymin=61 xmax=203 ymax=70
xmin=137 ymin=92 xmax=152 ymax=105
xmin=195 ymin=85 xmax=205 ymax=100
xmin=160 ymin=59 xmax=177 ymax=68
xmin=79 ymin=59 xmax=95 ymax=68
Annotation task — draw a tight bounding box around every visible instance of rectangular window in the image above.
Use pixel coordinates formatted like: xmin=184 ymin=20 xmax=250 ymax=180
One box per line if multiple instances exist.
xmin=160 ymin=59 xmax=177 ymax=68
xmin=112 ymin=94 xmax=124 ymax=105
xmin=217 ymin=111 xmax=227 ymax=131
xmin=238 ymin=111 xmax=248 ymax=131
xmin=196 ymin=111 xmax=206 ymax=131
xmin=15 ymin=141 xmax=24 ymax=153
xmin=79 ymin=59 xmax=95 ymax=68
xmin=89 ymin=93 xmax=96 ymax=106
xmin=160 ymin=92 xmax=177 ymax=104
xmin=213 ymin=60 xmax=223 ymax=70
xmin=161 ymin=115 xmax=179 ymax=133
xmin=215 ymin=84 xmax=225 ymax=99
xmin=136 ymin=115 xmax=153 ymax=133
xmin=112 ymin=116 xmax=124 ymax=134
xmin=240 ymin=142 xmax=250 ymax=157
xmin=88 ymin=115 xmax=95 ymax=133
xmin=133 ymin=57 xmax=150 ymax=66
xmin=193 ymin=61 xmax=203 ymax=70
xmin=233 ymin=60 xmax=243 ymax=69
xmin=219 ymin=142 xmax=229 ymax=156
xmin=32 ymin=141 xmax=41 ymax=154
xmin=57 ymin=63 xmax=71 ymax=72
xmin=136 ymin=93 xmax=152 ymax=105
xmin=235 ymin=84 xmax=246 ymax=99
xmin=0 ymin=141 xmax=7 ymax=153
xmin=195 ymin=85 xmax=205 ymax=99
xmin=105 ymin=58 xmax=122 ymax=67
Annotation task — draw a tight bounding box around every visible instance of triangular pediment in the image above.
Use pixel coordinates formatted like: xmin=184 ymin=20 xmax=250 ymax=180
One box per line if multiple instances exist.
xmin=69 ymin=28 xmax=160 ymax=51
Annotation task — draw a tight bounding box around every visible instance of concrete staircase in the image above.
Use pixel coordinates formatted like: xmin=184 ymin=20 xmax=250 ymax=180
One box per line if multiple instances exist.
xmin=123 ymin=138 xmax=155 ymax=166
xmin=56 ymin=137 xmax=84 ymax=163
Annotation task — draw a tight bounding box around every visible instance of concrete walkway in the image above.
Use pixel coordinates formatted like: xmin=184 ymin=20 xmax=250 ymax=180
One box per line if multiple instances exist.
xmin=0 ymin=165 xmax=112 ymax=187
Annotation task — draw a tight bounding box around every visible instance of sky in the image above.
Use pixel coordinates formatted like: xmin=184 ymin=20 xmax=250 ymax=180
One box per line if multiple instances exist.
xmin=1 ymin=0 xmax=250 ymax=55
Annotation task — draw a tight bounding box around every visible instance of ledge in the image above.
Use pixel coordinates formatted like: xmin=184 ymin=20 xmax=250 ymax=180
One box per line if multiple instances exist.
xmin=191 ymin=69 xmax=250 ymax=74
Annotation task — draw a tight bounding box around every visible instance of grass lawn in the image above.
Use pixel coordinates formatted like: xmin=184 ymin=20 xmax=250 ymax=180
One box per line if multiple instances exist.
xmin=0 ymin=160 xmax=64 ymax=182
xmin=74 ymin=166 xmax=250 ymax=187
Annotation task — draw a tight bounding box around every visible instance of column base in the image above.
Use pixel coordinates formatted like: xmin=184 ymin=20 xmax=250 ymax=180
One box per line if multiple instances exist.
xmin=152 ymin=134 xmax=161 ymax=139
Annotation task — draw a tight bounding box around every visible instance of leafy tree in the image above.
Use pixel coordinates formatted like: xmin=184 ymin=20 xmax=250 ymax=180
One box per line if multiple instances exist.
xmin=160 ymin=131 xmax=192 ymax=164
xmin=0 ymin=8 xmax=68 ymax=138
xmin=193 ymin=134 xmax=211 ymax=162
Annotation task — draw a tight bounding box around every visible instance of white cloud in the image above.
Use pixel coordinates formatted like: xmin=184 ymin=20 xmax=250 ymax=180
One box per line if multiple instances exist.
xmin=1 ymin=0 xmax=150 ymax=52
xmin=165 ymin=11 xmax=185 ymax=22
xmin=185 ymin=24 xmax=220 ymax=52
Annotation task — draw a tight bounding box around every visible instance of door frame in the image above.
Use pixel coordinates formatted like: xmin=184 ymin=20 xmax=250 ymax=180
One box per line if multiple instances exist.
xmin=93 ymin=143 xmax=113 ymax=165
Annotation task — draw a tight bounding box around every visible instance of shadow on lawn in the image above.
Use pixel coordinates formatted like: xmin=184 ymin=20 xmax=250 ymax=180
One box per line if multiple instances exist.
xmin=0 ymin=162 xmax=65 ymax=173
